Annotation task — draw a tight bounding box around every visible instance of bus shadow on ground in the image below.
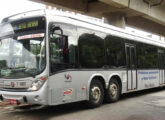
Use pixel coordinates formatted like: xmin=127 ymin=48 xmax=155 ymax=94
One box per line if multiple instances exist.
xmin=120 ymin=87 xmax=165 ymax=101
xmin=11 ymin=102 xmax=88 ymax=120
xmin=10 ymin=87 xmax=165 ymax=119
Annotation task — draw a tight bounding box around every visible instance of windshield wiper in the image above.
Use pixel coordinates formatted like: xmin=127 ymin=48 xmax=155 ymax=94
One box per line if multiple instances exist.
xmin=7 ymin=67 xmax=36 ymax=78
xmin=24 ymin=71 xmax=36 ymax=78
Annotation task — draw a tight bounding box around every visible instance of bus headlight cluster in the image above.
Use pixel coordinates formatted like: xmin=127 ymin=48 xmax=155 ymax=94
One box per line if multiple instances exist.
xmin=28 ymin=76 xmax=47 ymax=91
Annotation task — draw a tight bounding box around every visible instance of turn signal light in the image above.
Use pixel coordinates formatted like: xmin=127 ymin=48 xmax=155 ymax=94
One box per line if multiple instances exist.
xmin=40 ymin=76 xmax=47 ymax=81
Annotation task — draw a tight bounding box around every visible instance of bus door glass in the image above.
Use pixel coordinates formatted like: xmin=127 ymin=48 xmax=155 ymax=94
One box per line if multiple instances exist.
xmin=125 ymin=44 xmax=137 ymax=90
xmin=158 ymin=49 xmax=165 ymax=85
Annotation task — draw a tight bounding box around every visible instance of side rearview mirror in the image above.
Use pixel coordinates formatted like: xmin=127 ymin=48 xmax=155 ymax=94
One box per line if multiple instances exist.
xmin=50 ymin=24 xmax=63 ymax=35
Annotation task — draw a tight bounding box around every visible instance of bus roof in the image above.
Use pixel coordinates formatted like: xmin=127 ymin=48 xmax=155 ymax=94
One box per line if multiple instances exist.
xmin=1 ymin=9 xmax=165 ymax=48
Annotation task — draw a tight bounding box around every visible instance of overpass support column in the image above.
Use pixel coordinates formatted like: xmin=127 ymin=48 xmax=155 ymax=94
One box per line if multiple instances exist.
xmin=103 ymin=13 xmax=126 ymax=28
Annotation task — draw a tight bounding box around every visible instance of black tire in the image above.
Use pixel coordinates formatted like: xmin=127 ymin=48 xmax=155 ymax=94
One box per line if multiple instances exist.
xmin=88 ymin=79 xmax=104 ymax=108
xmin=105 ymin=78 xmax=121 ymax=103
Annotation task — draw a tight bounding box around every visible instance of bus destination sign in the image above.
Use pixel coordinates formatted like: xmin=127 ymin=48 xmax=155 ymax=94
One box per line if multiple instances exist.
xmin=13 ymin=20 xmax=39 ymax=31
xmin=11 ymin=17 xmax=45 ymax=33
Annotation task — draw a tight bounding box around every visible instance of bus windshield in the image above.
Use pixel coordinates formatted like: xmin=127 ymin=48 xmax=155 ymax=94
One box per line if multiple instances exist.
xmin=0 ymin=17 xmax=46 ymax=78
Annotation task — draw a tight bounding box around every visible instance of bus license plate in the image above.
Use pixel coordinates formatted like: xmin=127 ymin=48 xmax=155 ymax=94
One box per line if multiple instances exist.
xmin=19 ymin=82 xmax=26 ymax=87
xmin=8 ymin=99 xmax=17 ymax=105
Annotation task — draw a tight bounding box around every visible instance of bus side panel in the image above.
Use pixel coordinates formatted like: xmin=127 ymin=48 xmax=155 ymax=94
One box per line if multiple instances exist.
xmin=48 ymin=70 xmax=127 ymax=105
xmin=137 ymin=69 xmax=160 ymax=90
xmin=107 ymin=70 xmax=127 ymax=94
xmin=48 ymin=71 xmax=91 ymax=105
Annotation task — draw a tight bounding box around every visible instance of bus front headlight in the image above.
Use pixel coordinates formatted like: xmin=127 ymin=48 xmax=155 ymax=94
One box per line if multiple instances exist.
xmin=28 ymin=76 xmax=47 ymax=91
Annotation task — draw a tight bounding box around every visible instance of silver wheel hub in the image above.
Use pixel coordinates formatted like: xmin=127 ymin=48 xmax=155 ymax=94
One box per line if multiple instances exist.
xmin=109 ymin=83 xmax=118 ymax=98
xmin=91 ymin=86 xmax=101 ymax=102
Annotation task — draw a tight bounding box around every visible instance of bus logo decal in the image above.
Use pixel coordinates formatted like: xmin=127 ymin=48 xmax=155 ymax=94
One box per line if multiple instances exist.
xmin=65 ymin=74 xmax=72 ymax=80
xmin=10 ymin=82 xmax=15 ymax=88
xmin=63 ymin=89 xmax=73 ymax=95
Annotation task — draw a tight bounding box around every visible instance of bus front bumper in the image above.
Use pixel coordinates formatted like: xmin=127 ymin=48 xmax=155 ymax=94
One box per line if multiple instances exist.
xmin=0 ymin=82 xmax=48 ymax=105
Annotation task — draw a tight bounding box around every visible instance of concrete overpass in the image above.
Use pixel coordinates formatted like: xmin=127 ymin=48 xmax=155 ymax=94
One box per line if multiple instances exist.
xmin=31 ymin=0 xmax=165 ymax=36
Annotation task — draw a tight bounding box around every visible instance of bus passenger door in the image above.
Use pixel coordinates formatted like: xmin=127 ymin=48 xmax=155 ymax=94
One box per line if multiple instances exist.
xmin=125 ymin=44 xmax=137 ymax=90
xmin=158 ymin=50 xmax=165 ymax=85
xmin=49 ymin=23 xmax=78 ymax=104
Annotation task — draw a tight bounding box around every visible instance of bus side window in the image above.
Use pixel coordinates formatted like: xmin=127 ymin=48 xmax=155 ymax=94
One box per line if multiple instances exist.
xmin=78 ymin=32 xmax=105 ymax=68
xmin=105 ymin=35 xmax=125 ymax=68
xmin=50 ymin=32 xmax=69 ymax=73
xmin=137 ymin=43 xmax=158 ymax=69
xmin=49 ymin=24 xmax=77 ymax=73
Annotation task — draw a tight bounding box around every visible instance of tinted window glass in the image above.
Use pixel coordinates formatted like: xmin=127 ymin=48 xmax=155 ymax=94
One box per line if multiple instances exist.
xmin=137 ymin=43 xmax=158 ymax=69
xmin=105 ymin=35 xmax=125 ymax=68
xmin=126 ymin=47 xmax=130 ymax=68
xmin=136 ymin=43 xmax=145 ymax=68
xmin=78 ymin=33 xmax=105 ymax=68
xmin=49 ymin=24 xmax=77 ymax=73
xmin=158 ymin=49 xmax=165 ymax=69
xmin=131 ymin=47 xmax=136 ymax=69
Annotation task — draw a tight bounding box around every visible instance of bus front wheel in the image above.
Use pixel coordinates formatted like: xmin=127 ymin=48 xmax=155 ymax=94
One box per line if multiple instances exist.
xmin=88 ymin=79 xmax=104 ymax=108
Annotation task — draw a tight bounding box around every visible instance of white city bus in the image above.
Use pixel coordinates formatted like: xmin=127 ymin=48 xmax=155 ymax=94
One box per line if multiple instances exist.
xmin=0 ymin=10 xmax=164 ymax=107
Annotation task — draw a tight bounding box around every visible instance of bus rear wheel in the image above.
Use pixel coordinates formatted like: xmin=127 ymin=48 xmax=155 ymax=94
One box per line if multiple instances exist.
xmin=106 ymin=78 xmax=120 ymax=102
xmin=88 ymin=79 xmax=104 ymax=108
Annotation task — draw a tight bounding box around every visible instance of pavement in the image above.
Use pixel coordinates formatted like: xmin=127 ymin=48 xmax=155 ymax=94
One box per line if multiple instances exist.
xmin=1 ymin=87 xmax=165 ymax=120
xmin=0 ymin=101 xmax=10 ymax=107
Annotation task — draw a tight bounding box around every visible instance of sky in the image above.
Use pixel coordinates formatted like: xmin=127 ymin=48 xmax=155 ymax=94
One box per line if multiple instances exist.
xmin=0 ymin=0 xmax=45 ymax=22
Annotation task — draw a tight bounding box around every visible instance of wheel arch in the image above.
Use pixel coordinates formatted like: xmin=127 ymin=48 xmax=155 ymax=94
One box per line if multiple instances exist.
xmin=87 ymin=74 xmax=106 ymax=100
xmin=108 ymin=74 xmax=122 ymax=93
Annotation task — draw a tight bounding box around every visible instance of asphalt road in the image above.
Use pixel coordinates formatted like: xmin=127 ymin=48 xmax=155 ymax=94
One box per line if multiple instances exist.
xmin=1 ymin=88 xmax=165 ymax=120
